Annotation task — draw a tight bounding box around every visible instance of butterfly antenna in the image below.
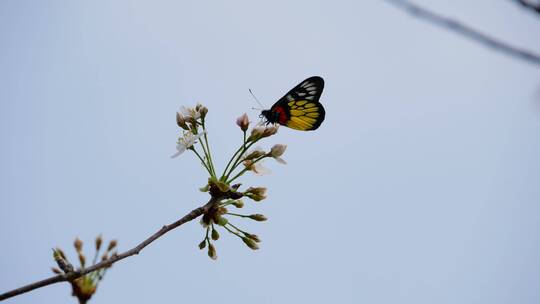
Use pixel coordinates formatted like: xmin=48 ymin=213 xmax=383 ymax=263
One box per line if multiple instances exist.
xmin=249 ymin=89 xmax=265 ymax=109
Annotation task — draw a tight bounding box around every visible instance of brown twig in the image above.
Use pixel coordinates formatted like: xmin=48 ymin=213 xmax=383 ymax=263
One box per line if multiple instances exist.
xmin=384 ymin=0 xmax=540 ymax=66
xmin=0 ymin=198 xmax=218 ymax=301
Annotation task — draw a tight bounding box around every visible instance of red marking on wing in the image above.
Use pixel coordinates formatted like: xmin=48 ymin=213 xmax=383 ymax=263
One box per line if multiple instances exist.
xmin=274 ymin=107 xmax=288 ymax=125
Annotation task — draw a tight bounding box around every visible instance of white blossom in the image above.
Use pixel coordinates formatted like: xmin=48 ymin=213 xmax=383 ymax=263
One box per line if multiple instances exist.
xmin=171 ymin=131 xmax=206 ymax=158
xmin=178 ymin=105 xmax=201 ymax=121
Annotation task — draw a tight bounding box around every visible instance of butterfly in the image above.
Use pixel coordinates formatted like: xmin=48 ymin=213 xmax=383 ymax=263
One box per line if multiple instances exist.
xmin=260 ymin=76 xmax=325 ymax=131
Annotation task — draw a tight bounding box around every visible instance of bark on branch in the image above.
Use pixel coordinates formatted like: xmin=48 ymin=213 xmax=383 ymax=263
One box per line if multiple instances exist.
xmin=385 ymin=0 xmax=540 ymax=66
xmin=513 ymin=0 xmax=540 ymax=15
xmin=0 ymin=198 xmax=217 ymax=301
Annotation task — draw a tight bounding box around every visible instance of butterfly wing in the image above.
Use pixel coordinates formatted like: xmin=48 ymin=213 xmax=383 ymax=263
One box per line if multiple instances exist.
xmin=271 ymin=76 xmax=326 ymax=131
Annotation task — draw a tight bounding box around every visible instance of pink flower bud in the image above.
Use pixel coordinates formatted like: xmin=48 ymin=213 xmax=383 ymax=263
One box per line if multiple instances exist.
xmin=236 ymin=113 xmax=250 ymax=131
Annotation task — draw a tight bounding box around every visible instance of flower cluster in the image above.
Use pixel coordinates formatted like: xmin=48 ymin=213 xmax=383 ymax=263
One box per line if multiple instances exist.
xmin=172 ymin=104 xmax=288 ymax=259
xmin=52 ymin=236 xmax=118 ymax=304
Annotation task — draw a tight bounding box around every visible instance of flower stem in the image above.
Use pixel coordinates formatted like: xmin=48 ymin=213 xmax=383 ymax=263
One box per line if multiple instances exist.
xmin=227 ymin=222 xmax=249 ymax=236
xmin=223 ymin=223 xmax=243 ymax=238
xmin=205 ymin=226 xmax=211 ymax=244
xmin=227 ymin=155 xmax=267 ymax=183
xmin=92 ymin=246 xmax=100 ymax=266
xmin=224 ymin=140 xmax=258 ymax=182
xmin=201 ymin=119 xmax=216 ymax=177
xmin=191 ymin=148 xmax=212 ymax=175
xmin=220 ymin=131 xmax=246 ymax=181
xmin=219 ymin=200 xmax=235 ymax=207
xmin=226 ymin=212 xmax=249 ymax=218
xmin=198 ymin=138 xmax=213 ymax=177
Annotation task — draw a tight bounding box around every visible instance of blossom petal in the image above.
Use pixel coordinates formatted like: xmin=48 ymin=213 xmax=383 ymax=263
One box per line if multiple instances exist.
xmin=274 ymin=157 xmax=287 ymax=165
xmin=171 ymin=130 xmax=207 ymax=158
xmin=179 ymin=106 xmax=191 ymax=117
xmin=253 ymin=162 xmax=271 ymax=175
xmin=171 ymin=144 xmax=187 ymax=158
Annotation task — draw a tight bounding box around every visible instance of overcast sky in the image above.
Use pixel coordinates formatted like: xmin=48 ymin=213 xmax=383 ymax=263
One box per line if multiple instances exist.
xmin=1 ymin=1 xmax=540 ymax=303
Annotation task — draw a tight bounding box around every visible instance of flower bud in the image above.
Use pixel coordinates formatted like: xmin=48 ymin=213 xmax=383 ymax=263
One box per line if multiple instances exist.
xmin=232 ymin=199 xmax=244 ymax=208
xmin=249 ymin=214 xmax=267 ymax=221
xmin=107 ymin=240 xmax=117 ymax=251
xmin=270 ymin=144 xmax=287 ymax=164
xmin=216 ymin=216 xmax=229 ymax=226
xmin=245 ymin=147 xmax=266 ymax=160
xmin=248 ymin=126 xmax=265 ymax=141
xmin=74 ymin=238 xmax=83 ymax=253
xmin=211 ymin=228 xmax=220 ymax=240
xmin=242 ymin=237 xmax=259 ymax=250
xmin=95 ymin=235 xmax=103 ymax=251
xmin=208 ymin=243 xmax=217 ymax=260
xmin=245 ymin=187 xmax=267 ymax=201
xmin=270 ymin=144 xmax=286 ymax=158
xmin=243 ymin=159 xmax=254 ymax=170
xmin=176 ymin=112 xmax=189 ymax=130
xmin=262 ymin=124 xmax=279 ymax=137
xmin=198 ymin=240 xmax=207 ymax=250
xmin=200 ymin=215 xmax=211 ymax=228
xmin=236 ymin=113 xmax=250 ymax=131
xmin=78 ymin=253 xmax=86 ymax=268
xmin=245 ymin=233 xmax=261 ymax=243
xmin=199 ymin=105 xmax=208 ymax=119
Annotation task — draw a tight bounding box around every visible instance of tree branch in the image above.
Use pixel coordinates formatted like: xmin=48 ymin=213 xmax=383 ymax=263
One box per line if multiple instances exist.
xmin=384 ymin=0 xmax=540 ymax=66
xmin=0 ymin=198 xmax=217 ymax=301
xmin=512 ymin=0 xmax=540 ymax=15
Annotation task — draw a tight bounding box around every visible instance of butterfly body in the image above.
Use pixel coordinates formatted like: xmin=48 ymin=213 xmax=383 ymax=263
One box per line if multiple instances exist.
xmin=260 ymin=76 xmax=325 ymax=131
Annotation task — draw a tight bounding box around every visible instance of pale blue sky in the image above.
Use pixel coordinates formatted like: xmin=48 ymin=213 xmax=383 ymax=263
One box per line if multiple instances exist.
xmin=1 ymin=1 xmax=540 ymax=303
